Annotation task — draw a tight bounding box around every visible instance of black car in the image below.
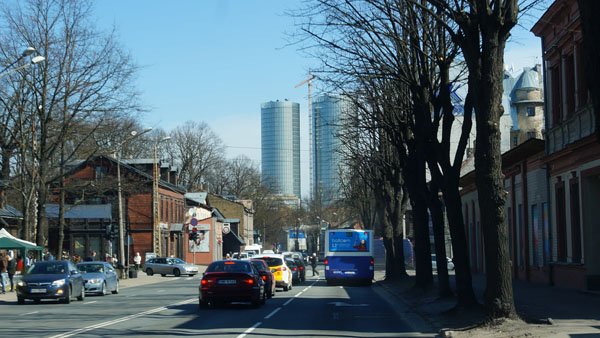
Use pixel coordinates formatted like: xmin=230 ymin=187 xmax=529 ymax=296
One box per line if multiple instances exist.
xmin=199 ymin=260 xmax=266 ymax=308
xmin=16 ymin=260 xmax=85 ymax=304
xmin=283 ymin=252 xmax=306 ymax=282
xmin=285 ymin=258 xmax=300 ymax=283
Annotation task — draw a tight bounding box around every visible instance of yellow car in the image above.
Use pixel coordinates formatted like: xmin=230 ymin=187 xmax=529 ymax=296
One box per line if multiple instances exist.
xmin=253 ymin=254 xmax=293 ymax=291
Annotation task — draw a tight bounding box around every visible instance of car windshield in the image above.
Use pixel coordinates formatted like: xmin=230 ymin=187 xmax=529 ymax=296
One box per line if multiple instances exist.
xmin=206 ymin=261 xmax=252 ymax=273
xmin=167 ymin=258 xmax=186 ymax=265
xmin=256 ymin=257 xmax=283 ymax=267
xmin=28 ymin=262 xmax=67 ymax=274
xmin=77 ymin=264 xmax=104 ymax=273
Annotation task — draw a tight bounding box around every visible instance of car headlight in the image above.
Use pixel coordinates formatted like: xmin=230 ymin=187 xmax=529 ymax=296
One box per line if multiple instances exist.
xmin=88 ymin=278 xmax=101 ymax=284
xmin=17 ymin=280 xmax=27 ymax=287
xmin=52 ymin=279 xmax=66 ymax=287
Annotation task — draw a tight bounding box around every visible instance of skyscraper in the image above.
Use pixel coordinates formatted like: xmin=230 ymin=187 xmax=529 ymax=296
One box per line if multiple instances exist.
xmin=311 ymin=94 xmax=349 ymax=204
xmin=261 ymin=100 xmax=301 ymax=199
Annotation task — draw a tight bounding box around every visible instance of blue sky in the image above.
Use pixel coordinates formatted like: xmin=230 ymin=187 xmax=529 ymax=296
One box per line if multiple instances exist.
xmin=92 ymin=1 xmax=544 ymax=198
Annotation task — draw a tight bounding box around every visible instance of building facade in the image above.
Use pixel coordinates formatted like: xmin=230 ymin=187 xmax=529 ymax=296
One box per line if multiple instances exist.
xmin=261 ymin=100 xmax=301 ymax=199
xmin=311 ymin=94 xmax=349 ymax=204
xmin=533 ymin=0 xmax=600 ymax=291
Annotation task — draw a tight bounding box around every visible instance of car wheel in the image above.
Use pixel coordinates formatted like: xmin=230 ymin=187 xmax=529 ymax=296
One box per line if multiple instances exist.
xmin=173 ymin=268 xmax=181 ymax=277
xmin=101 ymin=282 xmax=107 ymax=296
xmin=64 ymin=287 xmax=71 ymax=304
xmin=17 ymin=297 xmax=24 ymax=304
xmin=146 ymin=268 xmax=154 ymax=276
xmin=160 ymin=274 xmax=166 ymax=277
xmin=112 ymin=281 xmax=119 ymax=294
xmin=77 ymin=286 xmax=85 ymax=301
xmin=283 ymin=284 xmax=289 ymax=292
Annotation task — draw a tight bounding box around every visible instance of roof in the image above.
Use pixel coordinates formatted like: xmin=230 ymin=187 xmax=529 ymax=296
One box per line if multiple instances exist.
xmin=170 ymin=223 xmax=184 ymax=232
xmin=185 ymin=192 xmax=207 ymax=205
xmin=0 ymin=204 xmax=23 ymax=219
xmin=514 ymin=68 xmax=540 ymax=91
xmin=223 ymin=230 xmax=245 ymax=245
xmin=223 ymin=218 xmax=240 ymax=224
xmin=46 ymin=204 xmax=112 ymax=219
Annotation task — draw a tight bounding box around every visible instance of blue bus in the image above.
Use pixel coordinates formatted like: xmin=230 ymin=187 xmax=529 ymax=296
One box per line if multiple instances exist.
xmin=324 ymin=229 xmax=374 ymax=285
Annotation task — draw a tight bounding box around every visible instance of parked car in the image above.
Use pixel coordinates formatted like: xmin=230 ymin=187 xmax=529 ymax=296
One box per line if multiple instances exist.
xmin=431 ymin=254 xmax=455 ymax=271
xmin=249 ymin=259 xmax=276 ymax=298
xmin=253 ymin=254 xmax=293 ymax=291
xmin=145 ymin=257 xmax=198 ymax=277
xmin=77 ymin=262 xmax=119 ymax=296
xmin=199 ymin=259 xmax=266 ymax=308
xmin=16 ymin=260 xmax=85 ymax=304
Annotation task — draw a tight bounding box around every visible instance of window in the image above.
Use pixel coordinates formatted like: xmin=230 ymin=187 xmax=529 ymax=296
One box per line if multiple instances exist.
xmin=95 ymin=166 xmax=107 ymax=180
xmin=527 ymin=106 xmax=535 ymax=116
xmin=551 ymin=66 xmax=562 ymax=127
xmin=565 ymin=53 xmax=575 ymax=118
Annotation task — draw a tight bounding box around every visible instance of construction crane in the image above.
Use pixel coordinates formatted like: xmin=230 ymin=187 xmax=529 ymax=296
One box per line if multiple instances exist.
xmin=295 ymin=73 xmax=316 ymax=200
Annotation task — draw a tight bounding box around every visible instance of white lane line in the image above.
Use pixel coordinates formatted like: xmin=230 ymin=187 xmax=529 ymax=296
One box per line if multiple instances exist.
xmin=84 ymin=301 xmax=98 ymax=304
xmin=294 ymin=291 xmax=303 ymax=298
xmin=303 ymin=287 xmax=310 ymax=292
xmin=19 ymin=311 xmax=39 ymax=316
xmin=236 ymin=321 xmax=262 ymax=338
xmin=47 ymin=298 xmax=196 ymax=338
xmin=283 ymin=298 xmax=294 ymax=306
xmin=264 ymin=307 xmax=281 ymax=319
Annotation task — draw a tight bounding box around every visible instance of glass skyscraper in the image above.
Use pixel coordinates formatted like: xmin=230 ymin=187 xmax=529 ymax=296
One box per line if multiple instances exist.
xmin=261 ymin=100 xmax=301 ymax=199
xmin=311 ymin=94 xmax=349 ymax=204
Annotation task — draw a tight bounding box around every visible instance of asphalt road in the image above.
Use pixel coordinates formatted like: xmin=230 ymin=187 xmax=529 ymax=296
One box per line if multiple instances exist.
xmin=0 ymin=271 xmax=435 ymax=338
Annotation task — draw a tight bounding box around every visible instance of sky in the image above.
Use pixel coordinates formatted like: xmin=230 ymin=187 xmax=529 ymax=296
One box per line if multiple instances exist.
xmin=92 ymin=1 xmax=545 ymax=199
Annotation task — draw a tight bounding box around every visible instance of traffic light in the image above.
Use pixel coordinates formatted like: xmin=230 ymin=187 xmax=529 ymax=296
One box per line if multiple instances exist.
xmin=190 ymin=231 xmax=197 ymax=241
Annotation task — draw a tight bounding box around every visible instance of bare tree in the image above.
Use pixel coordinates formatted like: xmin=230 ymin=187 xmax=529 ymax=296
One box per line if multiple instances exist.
xmin=170 ymin=120 xmax=226 ymax=191
xmin=0 ymin=0 xmax=141 ymax=247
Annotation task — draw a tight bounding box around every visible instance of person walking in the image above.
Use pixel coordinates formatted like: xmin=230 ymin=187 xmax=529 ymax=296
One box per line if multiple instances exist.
xmin=7 ymin=254 xmax=16 ymax=292
xmin=0 ymin=252 xmax=8 ymax=294
xmin=310 ymin=253 xmax=319 ymax=276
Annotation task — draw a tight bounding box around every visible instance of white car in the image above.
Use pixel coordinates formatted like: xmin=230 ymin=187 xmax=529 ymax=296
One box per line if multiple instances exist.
xmin=431 ymin=254 xmax=455 ymax=271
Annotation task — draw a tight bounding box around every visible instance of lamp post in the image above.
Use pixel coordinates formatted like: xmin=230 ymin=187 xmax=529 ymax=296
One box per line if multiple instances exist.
xmin=116 ymin=128 xmax=152 ymax=279
xmin=152 ymin=136 xmax=171 ymax=257
xmin=0 ymin=47 xmax=45 ymax=79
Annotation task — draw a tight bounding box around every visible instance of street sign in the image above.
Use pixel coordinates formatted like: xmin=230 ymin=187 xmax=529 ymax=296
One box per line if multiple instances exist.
xmin=190 ymin=218 xmax=198 ymax=226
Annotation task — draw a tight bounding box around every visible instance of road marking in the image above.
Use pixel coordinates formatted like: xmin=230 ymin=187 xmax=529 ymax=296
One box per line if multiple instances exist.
xmin=303 ymin=287 xmax=310 ymax=292
xmin=47 ymin=298 xmax=196 ymax=338
xmin=283 ymin=298 xmax=294 ymax=306
xmin=19 ymin=311 xmax=39 ymax=316
xmin=294 ymin=291 xmax=303 ymax=297
xmin=236 ymin=321 xmax=261 ymax=338
xmin=84 ymin=301 xmax=98 ymax=304
xmin=264 ymin=307 xmax=281 ymax=319
xmin=157 ymin=289 xmax=165 ymax=293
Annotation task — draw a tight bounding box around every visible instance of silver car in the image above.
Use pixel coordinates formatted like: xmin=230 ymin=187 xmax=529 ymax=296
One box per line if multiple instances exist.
xmin=77 ymin=262 xmax=119 ymax=295
xmin=144 ymin=257 xmax=198 ymax=277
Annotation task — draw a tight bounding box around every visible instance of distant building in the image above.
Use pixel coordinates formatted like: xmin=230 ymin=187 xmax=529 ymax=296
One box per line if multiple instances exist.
xmin=504 ymin=65 xmax=545 ymax=148
xmin=311 ymin=94 xmax=349 ymax=204
xmin=261 ymin=100 xmax=301 ymax=199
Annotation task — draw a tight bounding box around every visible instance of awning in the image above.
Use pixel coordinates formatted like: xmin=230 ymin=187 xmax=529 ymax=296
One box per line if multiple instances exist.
xmin=0 ymin=228 xmax=43 ymax=252
xmin=223 ymin=231 xmax=245 ymax=245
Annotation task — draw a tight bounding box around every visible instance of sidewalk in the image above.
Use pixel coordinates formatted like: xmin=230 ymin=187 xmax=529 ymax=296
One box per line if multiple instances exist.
xmin=375 ymin=269 xmax=600 ymax=337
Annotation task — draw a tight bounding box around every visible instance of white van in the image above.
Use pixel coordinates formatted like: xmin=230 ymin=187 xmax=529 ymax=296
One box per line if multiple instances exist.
xmin=243 ymin=244 xmax=263 ymax=256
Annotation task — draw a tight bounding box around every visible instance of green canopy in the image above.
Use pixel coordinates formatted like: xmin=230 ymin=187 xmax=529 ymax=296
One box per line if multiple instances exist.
xmin=0 ymin=228 xmax=43 ymax=256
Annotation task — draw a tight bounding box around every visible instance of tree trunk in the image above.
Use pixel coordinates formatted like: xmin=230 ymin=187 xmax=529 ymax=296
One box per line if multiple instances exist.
xmin=472 ymin=32 xmax=517 ymax=318
xmin=429 ymin=186 xmax=452 ymax=297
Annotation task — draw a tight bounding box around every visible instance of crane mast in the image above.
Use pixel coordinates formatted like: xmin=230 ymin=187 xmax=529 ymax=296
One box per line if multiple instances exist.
xmin=295 ymin=74 xmax=316 ymax=200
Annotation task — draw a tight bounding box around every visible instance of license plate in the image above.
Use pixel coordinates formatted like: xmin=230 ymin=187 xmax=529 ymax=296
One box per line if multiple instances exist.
xmin=30 ymin=288 xmax=46 ymax=293
xmin=218 ymin=279 xmax=237 ymax=285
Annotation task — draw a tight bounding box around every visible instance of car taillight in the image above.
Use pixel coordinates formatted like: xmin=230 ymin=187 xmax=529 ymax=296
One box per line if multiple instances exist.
xmin=370 ymin=258 xmax=375 ymax=265
xmin=261 ymin=275 xmax=267 ymax=281
xmin=244 ymin=278 xmax=255 ymax=285
xmin=201 ymin=278 xmax=214 ymax=286
xmin=299 ymin=266 xmax=304 ymax=270
xmin=292 ymin=267 xmax=297 ymax=271
xmin=324 ymin=258 xmax=328 ymax=265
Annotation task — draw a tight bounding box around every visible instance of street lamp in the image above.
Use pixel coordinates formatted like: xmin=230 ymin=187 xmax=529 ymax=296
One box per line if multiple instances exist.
xmin=153 ymin=136 xmax=171 ymax=257
xmin=0 ymin=47 xmax=45 ymax=79
xmin=116 ymin=127 xmax=152 ymax=279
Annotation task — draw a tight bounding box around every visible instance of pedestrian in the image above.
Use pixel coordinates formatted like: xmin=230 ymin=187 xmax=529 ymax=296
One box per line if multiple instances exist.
xmin=0 ymin=252 xmax=8 ymax=294
xmin=44 ymin=249 xmax=55 ymax=261
xmin=225 ymin=253 xmax=231 ymax=260
xmin=7 ymin=254 xmax=16 ymax=292
xmin=310 ymin=252 xmax=319 ymax=276
xmin=133 ymin=252 xmax=142 ymax=270
xmin=85 ymin=250 xmax=97 ymax=261
xmin=112 ymin=255 xmax=119 ymax=268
